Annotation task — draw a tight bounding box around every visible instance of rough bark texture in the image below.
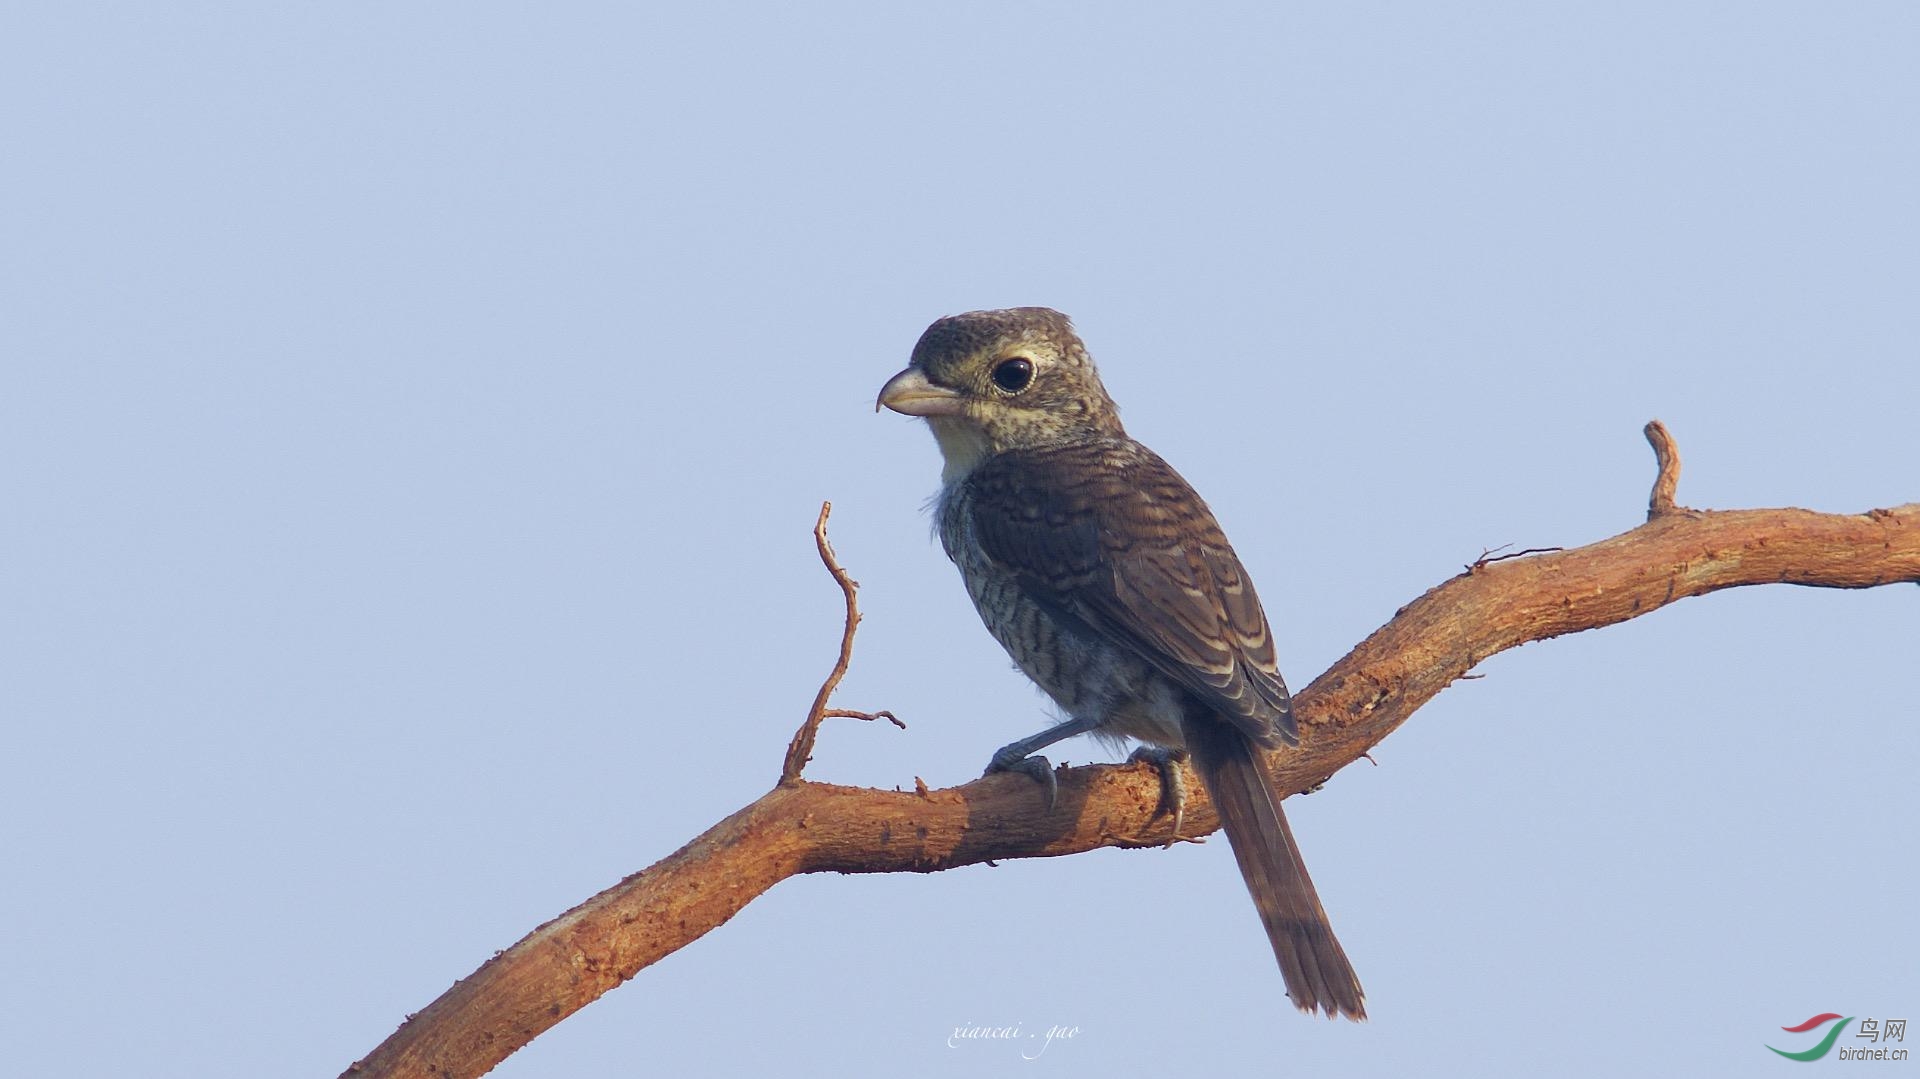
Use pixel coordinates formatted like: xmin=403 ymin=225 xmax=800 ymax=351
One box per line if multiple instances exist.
xmin=343 ymin=429 xmax=1918 ymax=1079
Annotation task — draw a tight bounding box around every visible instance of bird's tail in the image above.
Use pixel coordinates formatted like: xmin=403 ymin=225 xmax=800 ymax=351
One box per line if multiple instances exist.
xmin=1182 ymin=715 xmax=1366 ymax=1020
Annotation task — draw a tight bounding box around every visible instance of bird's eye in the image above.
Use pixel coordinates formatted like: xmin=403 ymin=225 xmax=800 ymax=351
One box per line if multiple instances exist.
xmin=991 ymin=357 xmax=1034 ymax=393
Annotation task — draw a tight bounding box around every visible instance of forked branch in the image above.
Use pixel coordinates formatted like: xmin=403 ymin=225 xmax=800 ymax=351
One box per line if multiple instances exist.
xmin=344 ymin=424 xmax=1918 ymax=1079
xmin=781 ymin=501 xmax=901 ymax=785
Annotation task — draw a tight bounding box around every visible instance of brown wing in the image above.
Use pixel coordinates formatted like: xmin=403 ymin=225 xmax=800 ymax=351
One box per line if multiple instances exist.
xmin=956 ymin=440 xmax=1295 ymax=746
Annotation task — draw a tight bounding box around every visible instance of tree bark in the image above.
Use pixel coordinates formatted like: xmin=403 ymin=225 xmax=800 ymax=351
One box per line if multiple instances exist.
xmin=343 ymin=426 xmax=1919 ymax=1078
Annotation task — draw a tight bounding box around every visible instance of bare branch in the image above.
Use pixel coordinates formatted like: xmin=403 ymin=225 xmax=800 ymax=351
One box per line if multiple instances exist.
xmin=343 ymin=425 xmax=1919 ymax=1079
xmin=821 ymin=708 xmax=904 ymax=727
xmin=1645 ymin=419 xmax=1683 ymax=518
xmin=780 ymin=501 xmax=895 ymax=784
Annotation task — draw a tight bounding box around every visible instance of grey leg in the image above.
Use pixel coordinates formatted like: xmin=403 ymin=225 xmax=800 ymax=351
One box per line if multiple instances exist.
xmin=985 ymin=716 xmax=1102 ymax=809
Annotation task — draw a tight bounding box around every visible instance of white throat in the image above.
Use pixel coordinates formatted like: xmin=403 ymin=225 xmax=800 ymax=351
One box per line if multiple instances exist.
xmin=926 ymin=416 xmax=992 ymax=486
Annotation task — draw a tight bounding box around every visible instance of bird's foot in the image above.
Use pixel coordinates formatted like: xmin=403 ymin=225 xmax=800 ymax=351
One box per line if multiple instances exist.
xmin=1127 ymin=745 xmax=1191 ymax=848
xmin=985 ymin=744 xmax=1058 ymax=809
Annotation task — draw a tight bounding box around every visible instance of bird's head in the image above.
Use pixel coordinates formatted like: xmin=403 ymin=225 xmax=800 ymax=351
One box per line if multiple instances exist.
xmin=877 ymin=307 xmax=1124 ymax=482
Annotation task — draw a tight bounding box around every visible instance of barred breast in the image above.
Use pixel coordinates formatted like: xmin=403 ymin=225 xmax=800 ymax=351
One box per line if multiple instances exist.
xmin=937 ymin=474 xmax=1186 ymax=748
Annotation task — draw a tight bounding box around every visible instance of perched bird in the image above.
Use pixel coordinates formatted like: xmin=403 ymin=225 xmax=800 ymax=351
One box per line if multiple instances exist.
xmin=877 ymin=307 xmax=1365 ymax=1019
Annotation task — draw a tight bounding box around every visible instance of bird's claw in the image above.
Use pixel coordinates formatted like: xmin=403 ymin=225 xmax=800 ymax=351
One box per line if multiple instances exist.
xmin=985 ymin=747 xmax=1058 ymax=809
xmin=1127 ymin=746 xmax=1190 ymax=848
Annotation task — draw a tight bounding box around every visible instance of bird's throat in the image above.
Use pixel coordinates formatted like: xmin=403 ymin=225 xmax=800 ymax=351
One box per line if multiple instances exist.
xmin=926 ymin=416 xmax=992 ymax=485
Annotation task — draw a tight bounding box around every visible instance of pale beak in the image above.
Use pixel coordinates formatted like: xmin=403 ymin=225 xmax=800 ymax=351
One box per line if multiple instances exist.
xmin=876 ymin=366 xmax=966 ymax=417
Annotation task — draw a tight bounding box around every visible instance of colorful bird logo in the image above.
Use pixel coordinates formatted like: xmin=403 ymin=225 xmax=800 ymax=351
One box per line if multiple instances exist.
xmin=1768 ymin=1013 xmax=1854 ymax=1061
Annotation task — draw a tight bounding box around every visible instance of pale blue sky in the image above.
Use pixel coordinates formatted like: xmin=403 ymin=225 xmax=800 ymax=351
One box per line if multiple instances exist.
xmin=2 ymin=4 xmax=1914 ymax=1077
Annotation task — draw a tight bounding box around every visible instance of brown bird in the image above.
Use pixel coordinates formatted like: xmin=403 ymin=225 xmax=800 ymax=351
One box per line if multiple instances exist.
xmin=878 ymin=307 xmax=1364 ymax=1019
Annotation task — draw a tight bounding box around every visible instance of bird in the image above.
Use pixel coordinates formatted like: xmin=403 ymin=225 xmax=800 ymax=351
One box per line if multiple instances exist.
xmin=876 ymin=306 xmax=1365 ymax=1019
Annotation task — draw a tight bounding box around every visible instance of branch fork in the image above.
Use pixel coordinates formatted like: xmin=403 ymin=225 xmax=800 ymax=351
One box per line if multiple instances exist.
xmin=780 ymin=501 xmax=902 ymax=786
xmin=344 ymin=424 xmax=1918 ymax=1079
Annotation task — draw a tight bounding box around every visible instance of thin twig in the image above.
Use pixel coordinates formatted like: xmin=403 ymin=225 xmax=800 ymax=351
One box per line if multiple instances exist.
xmin=822 ymin=708 xmax=904 ymax=728
xmin=1646 ymin=419 xmax=1683 ymax=518
xmin=1469 ymin=545 xmax=1566 ymax=571
xmin=780 ymin=502 xmax=895 ymax=784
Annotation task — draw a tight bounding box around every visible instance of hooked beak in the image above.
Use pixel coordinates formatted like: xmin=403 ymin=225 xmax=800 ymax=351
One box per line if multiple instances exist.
xmin=876 ymin=366 xmax=966 ymax=417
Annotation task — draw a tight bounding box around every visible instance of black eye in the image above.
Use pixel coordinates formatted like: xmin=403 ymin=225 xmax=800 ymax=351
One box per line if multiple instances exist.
xmin=991 ymin=357 xmax=1034 ymax=393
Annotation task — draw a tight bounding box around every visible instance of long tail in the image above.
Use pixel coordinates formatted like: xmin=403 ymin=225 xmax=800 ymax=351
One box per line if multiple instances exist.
xmin=1182 ymin=715 xmax=1366 ymax=1020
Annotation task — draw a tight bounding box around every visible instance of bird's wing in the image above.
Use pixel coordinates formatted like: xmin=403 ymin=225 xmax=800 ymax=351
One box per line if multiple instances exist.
xmin=958 ymin=441 xmax=1295 ymax=746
